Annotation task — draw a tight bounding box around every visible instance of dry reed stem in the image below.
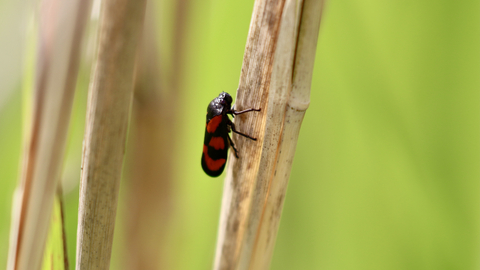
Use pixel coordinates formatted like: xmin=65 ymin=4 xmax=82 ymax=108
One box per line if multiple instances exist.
xmin=7 ymin=0 xmax=92 ymax=269
xmin=75 ymin=0 xmax=146 ymax=269
xmin=214 ymin=0 xmax=324 ymax=269
xmin=120 ymin=1 xmax=180 ymax=268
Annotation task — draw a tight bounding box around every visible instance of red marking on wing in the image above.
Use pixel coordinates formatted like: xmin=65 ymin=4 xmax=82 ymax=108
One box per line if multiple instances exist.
xmin=203 ymin=145 xmax=226 ymax=171
xmin=206 ymin=115 xmax=222 ymax=133
xmin=208 ymin=136 xmax=225 ymax=150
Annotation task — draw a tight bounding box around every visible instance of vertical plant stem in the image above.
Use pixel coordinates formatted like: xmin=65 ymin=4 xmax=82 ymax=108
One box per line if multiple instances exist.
xmin=120 ymin=0 xmax=190 ymax=268
xmin=120 ymin=1 xmax=179 ymax=268
xmin=213 ymin=0 xmax=324 ymax=269
xmin=75 ymin=0 xmax=147 ymax=269
xmin=7 ymin=0 xmax=92 ymax=269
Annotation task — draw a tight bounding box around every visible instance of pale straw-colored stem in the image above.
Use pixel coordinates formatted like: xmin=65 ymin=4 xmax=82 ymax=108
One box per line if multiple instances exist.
xmin=213 ymin=0 xmax=325 ymax=269
xmin=75 ymin=0 xmax=146 ymax=269
xmin=7 ymin=0 xmax=92 ymax=269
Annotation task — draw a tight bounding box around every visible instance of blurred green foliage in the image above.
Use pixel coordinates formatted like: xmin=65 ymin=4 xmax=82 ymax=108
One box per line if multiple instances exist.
xmin=1 ymin=0 xmax=479 ymax=269
xmin=42 ymin=196 xmax=67 ymax=270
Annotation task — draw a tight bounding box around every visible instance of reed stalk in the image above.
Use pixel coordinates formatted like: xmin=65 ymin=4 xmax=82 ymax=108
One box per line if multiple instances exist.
xmin=7 ymin=0 xmax=92 ymax=269
xmin=75 ymin=0 xmax=146 ymax=269
xmin=214 ymin=0 xmax=325 ymax=269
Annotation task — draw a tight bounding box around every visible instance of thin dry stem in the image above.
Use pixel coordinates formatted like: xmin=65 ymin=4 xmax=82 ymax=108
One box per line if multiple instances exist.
xmin=75 ymin=0 xmax=147 ymax=269
xmin=120 ymin=1 xmax=182 ymax=268
xmin=7 ymin=0 xmax=92 ymax=269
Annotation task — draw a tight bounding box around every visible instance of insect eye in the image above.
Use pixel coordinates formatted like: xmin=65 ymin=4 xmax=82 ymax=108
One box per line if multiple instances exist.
xmin=225 ymin=96 xmax=232 ymax=105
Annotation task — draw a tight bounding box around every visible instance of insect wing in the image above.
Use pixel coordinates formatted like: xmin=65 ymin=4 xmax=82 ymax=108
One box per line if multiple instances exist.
xmin=202 ymin=115 xmax=229 ymax=177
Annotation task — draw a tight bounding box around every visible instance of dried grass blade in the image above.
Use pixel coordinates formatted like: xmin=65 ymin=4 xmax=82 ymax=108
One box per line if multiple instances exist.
xmin=75 ymin=0 xmax=147 ymax=269
xmin=8 ymin=0 xmax=92 ymax=269
xmin=119 ymin=2 xmax=177 ymax=269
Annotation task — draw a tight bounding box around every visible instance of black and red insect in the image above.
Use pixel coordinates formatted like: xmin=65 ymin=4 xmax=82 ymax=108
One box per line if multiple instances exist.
xmin=201 ymin=92 xmax=261 ymax=177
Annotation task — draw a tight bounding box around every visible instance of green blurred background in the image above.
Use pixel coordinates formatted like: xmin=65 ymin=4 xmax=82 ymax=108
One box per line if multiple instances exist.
xmin=1 ymin=0 xmax=479 ymax=269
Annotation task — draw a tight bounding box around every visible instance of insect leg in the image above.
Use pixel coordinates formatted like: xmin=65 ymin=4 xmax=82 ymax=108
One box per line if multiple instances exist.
xmin=232 ymin=107 xmax=261 ymax=115
xmin=227 ymin=134 xmax=239 ymax=158
xmin=228 ymin=120 xmax=257 ymax=141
